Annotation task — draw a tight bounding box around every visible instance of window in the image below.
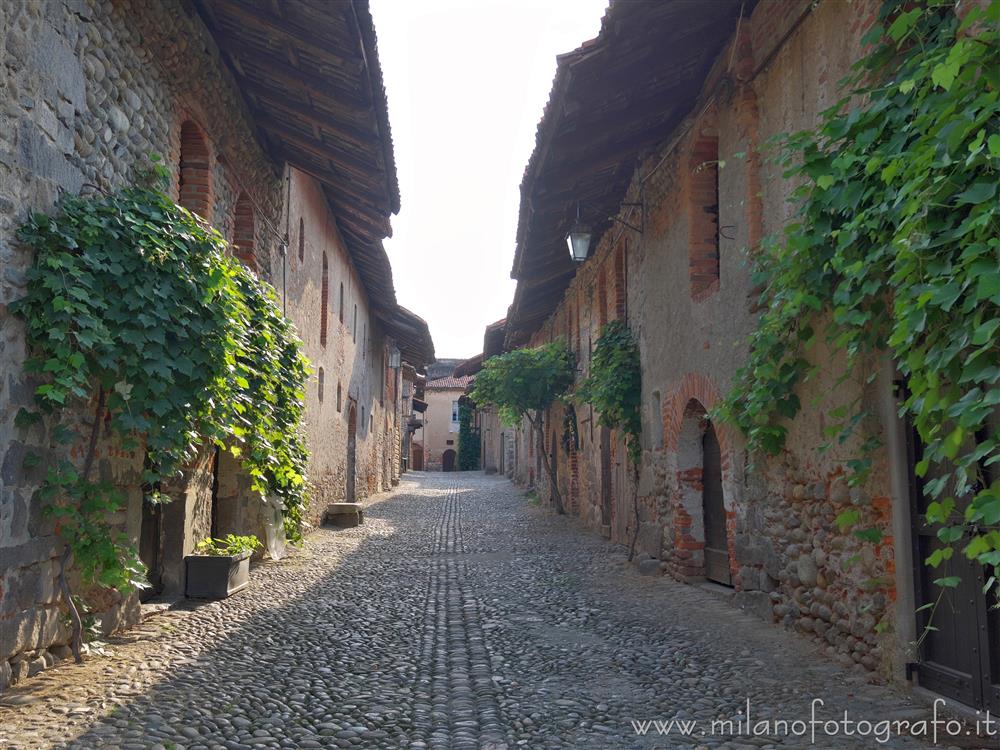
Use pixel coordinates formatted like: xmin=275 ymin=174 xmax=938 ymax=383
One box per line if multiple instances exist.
xmin=446 ymin=439 xmax=454 ymax=446
xmin=353 ymin=304 xmax=358 ymax=343
xmin=362 ymin=324 xmax=367 ymax=360
xmin=337 ymin=383 xmax=342 ymax=412
xmin=318 ymin=367 xmax=325 ymax=402
xmin=362 ymin=405 xmax=366 ymax=429
xmin=451 ymin=401 xmax=460 ymax=424
xmin=232 ymin=193 xmax=256 ymax=271
xmin=689 ymin=122 xmax=720 ymax=300
xmin=178 ymin=120 xmax=211 ymax=218
xmin=339 ymin=282 xmax=345 ymax=323
xmin=298 ymin=217 xmax=304 ymax=262
xmin=320 ymin=252 xmax=329 ymax=346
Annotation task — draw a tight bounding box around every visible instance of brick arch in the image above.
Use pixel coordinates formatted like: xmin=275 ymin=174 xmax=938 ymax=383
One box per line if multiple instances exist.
xmin=664 ymin=373 xmax=741 ymax=586
xmin=232 ymin=192 xmax=256 ymax=270
xmin=178 ymin=120 xmax=212 ymax=219
xmin=663 ymin=372 xmax=732 ymax=462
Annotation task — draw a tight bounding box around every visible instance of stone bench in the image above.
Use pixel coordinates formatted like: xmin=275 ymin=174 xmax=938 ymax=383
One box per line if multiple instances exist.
xmin=323 ymin=503 xmax=364 ymax=528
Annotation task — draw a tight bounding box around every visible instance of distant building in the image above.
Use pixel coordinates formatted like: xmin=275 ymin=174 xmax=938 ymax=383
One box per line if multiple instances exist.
xmin=422 ymin=375 xmax=475 ymax=472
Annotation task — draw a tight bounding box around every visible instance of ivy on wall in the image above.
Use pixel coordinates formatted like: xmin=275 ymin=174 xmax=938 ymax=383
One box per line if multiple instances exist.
xmin=457 ymin=402 xmax=480 ymax=471
xmin=13 ymin=162 xmax=310 ymax=658
xmin=576 ymin=320 xmax=644 ymax=560
xmin=715 ymin=2 xmax=999 ymax=583
xmin=576 ymin=320 xmax=643 ymax=467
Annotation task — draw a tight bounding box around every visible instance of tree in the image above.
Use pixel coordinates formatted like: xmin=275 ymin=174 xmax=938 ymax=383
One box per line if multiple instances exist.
xmin=469 ymin=342 xmax=574 ymax=513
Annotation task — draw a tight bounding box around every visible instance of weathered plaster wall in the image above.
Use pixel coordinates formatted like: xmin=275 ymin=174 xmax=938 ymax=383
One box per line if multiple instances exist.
xmin=281 ymin=170 xmax=403 ymax=525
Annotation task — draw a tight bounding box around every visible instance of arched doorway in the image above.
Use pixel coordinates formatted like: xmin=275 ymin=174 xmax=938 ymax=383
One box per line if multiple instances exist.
xmin=677 ymin=400 xmax=731 ymax=585
xmin=442 ymin=449 xmax=456 ymax=472
xmin=346 ymin=402 xmax=357 ymax=502
xmin=702 ymin=421 xmax=730 ymax=585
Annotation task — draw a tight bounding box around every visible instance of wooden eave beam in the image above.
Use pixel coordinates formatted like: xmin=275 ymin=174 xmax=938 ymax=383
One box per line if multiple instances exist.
xmin=208 ymin=0 xmax=363 ymax=74
xmin=248 ymin=89 xmax=381 ymax=152
xmin=258 ymin=117 xmax=381 ymax=185
xmin=217 ymin=33 xmax=367 ymax=107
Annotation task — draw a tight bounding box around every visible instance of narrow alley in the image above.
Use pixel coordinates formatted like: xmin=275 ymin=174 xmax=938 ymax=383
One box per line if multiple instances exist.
xmin=0 ymin=474 xmax=944 ymax=749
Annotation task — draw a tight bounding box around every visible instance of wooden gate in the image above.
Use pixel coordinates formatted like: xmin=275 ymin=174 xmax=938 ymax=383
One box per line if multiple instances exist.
xmin=907 ymin=422 xmax=1000 ymax=712
xmin=702 ymin=422 xmax=731 ymax=586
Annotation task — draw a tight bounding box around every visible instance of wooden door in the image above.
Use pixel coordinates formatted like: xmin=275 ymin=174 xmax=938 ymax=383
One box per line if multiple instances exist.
xmin=138 ymin=497 xmax=162 ymax=601
xmin=702 ymin=422 xmax=731 ymax=586
xmin=908 ymin=422 xmax=1000 ymax=712
xmin=601 ymin=426 xmax=612 ymax=527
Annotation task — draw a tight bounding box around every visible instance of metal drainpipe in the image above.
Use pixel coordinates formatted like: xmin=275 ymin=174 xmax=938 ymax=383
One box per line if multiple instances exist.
xmin=282 ymin=164 xmax=291 ymax=315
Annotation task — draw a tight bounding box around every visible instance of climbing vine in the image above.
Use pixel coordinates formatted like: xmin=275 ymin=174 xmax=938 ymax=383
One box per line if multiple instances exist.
xmin=715 ymin=2 xmax=999 ymax=579
xmin=13 ymin=166 xmax=310 ymax=657
xmin=576 ymin=320 xmax=644 ymax=560
xmin=577 ymin=320 xmax=643 ymax=467
xmin=457 ymin=402 xmax=481 ymax=471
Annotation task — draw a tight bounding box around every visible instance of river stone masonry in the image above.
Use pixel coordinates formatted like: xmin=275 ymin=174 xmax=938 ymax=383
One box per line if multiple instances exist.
xmin=0 ymin=0 xmax=283 ymax=690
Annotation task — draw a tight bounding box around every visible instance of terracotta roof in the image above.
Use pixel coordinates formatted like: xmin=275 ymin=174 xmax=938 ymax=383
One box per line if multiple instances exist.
xmin=506 ymin=0 xmax=750 ymax=345
xmin=425 ymin=374 xmax=475 ymax=391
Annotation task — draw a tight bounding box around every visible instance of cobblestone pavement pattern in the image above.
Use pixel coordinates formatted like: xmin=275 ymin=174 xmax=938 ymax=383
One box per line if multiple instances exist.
xmin=0 ymin=474 xmax=950 ymax=749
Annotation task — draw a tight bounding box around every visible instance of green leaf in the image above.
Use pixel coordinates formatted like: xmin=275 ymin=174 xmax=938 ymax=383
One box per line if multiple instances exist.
xmin=954 ymin=181 xmax=997 ymax=204
xmin=835 ymin=509 xmax=860 ymax=531
xmin=934 ymin=576 xmax=962 ymax=589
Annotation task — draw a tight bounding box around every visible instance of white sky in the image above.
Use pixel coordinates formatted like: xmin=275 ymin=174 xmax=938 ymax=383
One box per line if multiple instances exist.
xmin=372 ymin=0 xmax=609 ymax=362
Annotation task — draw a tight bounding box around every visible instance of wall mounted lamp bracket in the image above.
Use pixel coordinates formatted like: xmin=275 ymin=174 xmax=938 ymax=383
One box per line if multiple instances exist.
xmin=611 ymin=202 xmax=644 ymax=234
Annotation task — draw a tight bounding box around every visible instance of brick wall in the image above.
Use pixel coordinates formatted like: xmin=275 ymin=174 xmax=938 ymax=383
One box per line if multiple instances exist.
xmin=500 ymin=0 xmax=903 ymax=679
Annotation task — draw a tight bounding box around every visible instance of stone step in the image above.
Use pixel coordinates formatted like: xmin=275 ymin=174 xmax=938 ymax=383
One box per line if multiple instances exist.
xmin=323 ymin=503 xmax=364 ymax=528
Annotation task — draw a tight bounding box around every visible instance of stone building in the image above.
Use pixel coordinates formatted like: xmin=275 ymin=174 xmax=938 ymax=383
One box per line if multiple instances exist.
xmin=487 ymin=0 xmax=999 ymax=713
xmin=0 ymin=0 xmax=432 ymax=690
xmin=421 ymin=375 xmax=475 ymax=472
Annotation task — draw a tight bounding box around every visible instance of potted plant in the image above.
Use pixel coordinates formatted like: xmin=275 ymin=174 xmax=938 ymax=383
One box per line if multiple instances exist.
xmin=185 ymin=534 xmax=262 ymax=599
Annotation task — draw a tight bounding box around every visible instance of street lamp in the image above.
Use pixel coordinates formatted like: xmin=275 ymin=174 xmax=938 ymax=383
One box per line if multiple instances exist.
xmin=566 ymin=202 xmax=592 ymax=263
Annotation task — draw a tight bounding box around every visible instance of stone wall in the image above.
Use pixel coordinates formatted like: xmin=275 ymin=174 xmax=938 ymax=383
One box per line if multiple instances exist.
xmin=0 ymin=0 xmax=404 ymax=690
xmin=0 ymin=0 xmax=285 ymax=691
xmin=497 ymin=0 xmax=908 ymax=679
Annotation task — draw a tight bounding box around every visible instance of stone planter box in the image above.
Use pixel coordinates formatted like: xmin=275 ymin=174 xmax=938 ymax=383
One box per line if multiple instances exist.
xmin=184 ymin=551 xmax=252 ymax=599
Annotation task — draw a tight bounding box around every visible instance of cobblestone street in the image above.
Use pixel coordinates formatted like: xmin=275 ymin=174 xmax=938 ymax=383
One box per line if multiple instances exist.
xmin=0 ymin=473 xmax=947 ymax=749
